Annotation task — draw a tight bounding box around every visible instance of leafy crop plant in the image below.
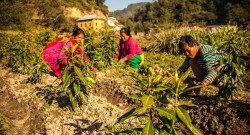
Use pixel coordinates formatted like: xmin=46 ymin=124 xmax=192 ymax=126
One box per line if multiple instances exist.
xmin=58 ymin=38 xmax=95 ymax=111
xmin=208 ymin=25 xmax=249 ymax=99
xmin=115 ymin=67 xmax=203 ymax=134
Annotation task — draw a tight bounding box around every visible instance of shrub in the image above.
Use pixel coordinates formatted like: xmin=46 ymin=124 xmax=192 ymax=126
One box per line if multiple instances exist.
xmin=208 ymin=25 xmax=250 ymax=98
xmin=94 ymin=28 xmax=118 ymax=67
xmin=0 ymin=27 xmax=56 ymax=83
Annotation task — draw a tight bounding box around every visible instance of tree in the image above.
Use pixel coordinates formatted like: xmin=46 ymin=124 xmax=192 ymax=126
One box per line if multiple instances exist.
xmin=0 ymin=0 xmax=33 ymax=30
xmin=225 ymin=3 xmax=249 ymax=27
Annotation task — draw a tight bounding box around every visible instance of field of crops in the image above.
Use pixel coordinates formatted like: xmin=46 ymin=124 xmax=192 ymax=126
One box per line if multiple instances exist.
xmin=0 ymin=26 xmax=249 ymax=134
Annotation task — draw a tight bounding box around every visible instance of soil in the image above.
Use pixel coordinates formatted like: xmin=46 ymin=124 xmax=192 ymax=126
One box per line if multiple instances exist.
xmin=0 ymin=65 xmax=249 ymax=135
xmin=189 ymin=95 xmax=249 ymax=135
xmin=0 ymin=66 xmax=143 ymax=135
xmin=0 ymin=67 xmax=44 ymax=134
xmin=91 ymin=69 xmax=142 ymax=109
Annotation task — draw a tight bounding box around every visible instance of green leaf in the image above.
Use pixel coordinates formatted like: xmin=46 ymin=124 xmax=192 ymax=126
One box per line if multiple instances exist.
xmin=162 ymin=76 xmax=175 ymax=85
xmin=176 ymin=107 xmax=191 ymax=126
xmin=154 ymin=86 xmax=170 ymax=92
xmin=179 ymin=70 xmax=191 ymax=82
xmin=85 ymin=77 xmax=96 ymax=83
xmin=74 ymin=66 xmax=87 ymax=84
xmin=116 ymin=107 xmax=145 ymax=124
xmin=174 ymin=129 xmax=181 ymax=135
xmin=152 ymin=73 xmax=163 ymax=84
xmin=69 ymin=91 xmax=74 ymax=104
xmin=142 ymin=120 xmax=155 ymax=135
xmin=176 ymin=107 xmax=203 ymax=135
xmin=73 ymin=82 xmax=80 ymax=96
xmin=159 ymin=129 xmax=171 ymax=135
xmin=178 ymin=85 xmax=188 ymax=91
xmin=142 ymin=95 xmax=154 ymax=109
xmin=79 ymin=91 xmax=87 ymax=102
xmin=167 ymin=88 xmax=176 ymax=95
xmin=62 ymin=74 xmax=71 ymax=91
xmin=71 ymin=44 xmax=79 ymax=53
xmin=179 ymin=85 xmax=203 ymax=95
xmin=148 ymin=75 xmax=152 ymax=87
xmin=155 ymin=107 xmax=177 ymax=121
xmin=178 ymin=103 xmax=199 ymax=108
xmin=131 ymin=85 xmax=143 ymax=91
xmin=127 ymin=94 xmax=143 ymax=100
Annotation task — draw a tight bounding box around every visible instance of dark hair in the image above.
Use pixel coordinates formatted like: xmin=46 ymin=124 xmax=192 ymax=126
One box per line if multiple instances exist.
xmin=178 ymin=35 xmax=199 ymax=49
xmin=72 ymin=26 xmax=85 ymax=37
xmin=120 ymin=27 xmax=131 ymax=37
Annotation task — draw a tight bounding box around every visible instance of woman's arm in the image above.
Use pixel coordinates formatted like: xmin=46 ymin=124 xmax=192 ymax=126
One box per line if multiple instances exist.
xmin=115 ymin=40 xmax=123 ymax=59
xmin=125 ymin=38 xmax=136 ymax=60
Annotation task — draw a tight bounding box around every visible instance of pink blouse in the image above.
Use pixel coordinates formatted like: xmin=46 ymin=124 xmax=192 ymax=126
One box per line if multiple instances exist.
xmin=115 ymin=37 xmax=143 ymax=60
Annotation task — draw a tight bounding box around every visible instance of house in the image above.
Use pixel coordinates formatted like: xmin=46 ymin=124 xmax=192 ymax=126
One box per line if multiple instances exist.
xmin=107 ymin=17 xmax=122 ymax=30
xmin=76 ymin=14 xmax=106 ymax=31
xmin=206 ymin=25 xmax=235 ymax=33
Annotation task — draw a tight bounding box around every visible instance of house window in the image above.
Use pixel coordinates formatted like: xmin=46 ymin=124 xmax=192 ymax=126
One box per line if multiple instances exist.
xmin=89 ymin=23 xmax=91 ymax=26
xmin=96 ymin=23 xmax=97 ymax=26
xmin=81 ymin=24 xmax=82 ymax=27
xmin=85 ymin=23 xmax=87 ymax=27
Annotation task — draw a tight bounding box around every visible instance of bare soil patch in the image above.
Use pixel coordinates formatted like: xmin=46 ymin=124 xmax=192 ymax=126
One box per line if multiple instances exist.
xmin=0 ymin=65 xmax=249 ymax=134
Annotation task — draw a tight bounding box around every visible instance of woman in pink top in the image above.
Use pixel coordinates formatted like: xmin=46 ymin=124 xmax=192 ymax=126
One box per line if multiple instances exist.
xmin=115 ymin=27 xmax=144 ymax=69
xmin=43 ymin=27 xmax=94 ymax=77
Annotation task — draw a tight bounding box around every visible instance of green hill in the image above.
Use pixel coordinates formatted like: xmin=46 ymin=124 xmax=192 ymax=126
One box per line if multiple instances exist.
xmin=113 ymin=2 xmax=148 ymax=20
xmin=123 ymin=0 xmax=249 ymax=33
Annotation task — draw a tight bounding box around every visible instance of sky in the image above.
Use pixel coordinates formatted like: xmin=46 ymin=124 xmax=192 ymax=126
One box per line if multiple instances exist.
xmin=104 ymin=0 xmax=153 ymax=12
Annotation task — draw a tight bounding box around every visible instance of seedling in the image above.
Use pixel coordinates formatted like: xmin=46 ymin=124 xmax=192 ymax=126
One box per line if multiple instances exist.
xmin=115 ymin=67 xmax=203 ymax=134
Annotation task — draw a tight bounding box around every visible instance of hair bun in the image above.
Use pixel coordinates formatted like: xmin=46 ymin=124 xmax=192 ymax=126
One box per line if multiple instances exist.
xmin=72 ymin=26 xmax=85 ymax=37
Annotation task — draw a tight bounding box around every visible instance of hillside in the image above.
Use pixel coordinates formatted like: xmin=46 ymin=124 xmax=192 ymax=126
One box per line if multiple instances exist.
xmin=122 ymin=0 xmax=250 ymax=33
xmin=0 ymin=0 xmax=109 ymax=32
xmin=113 ymin=2 xmax=148 ymax=20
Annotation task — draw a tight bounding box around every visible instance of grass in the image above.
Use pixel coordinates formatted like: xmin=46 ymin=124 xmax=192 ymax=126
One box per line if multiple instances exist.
xmin=0 ymin=118 xmax=7 ymax=135
xmin=0 ymin=113 xmax=14 ymax=135
xmin=142 ymin=51 xmax=185 ymax=73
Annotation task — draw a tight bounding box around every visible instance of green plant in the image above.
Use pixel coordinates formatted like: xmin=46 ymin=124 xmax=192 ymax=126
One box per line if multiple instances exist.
xmin=0 ymin=27 xmax=56 ymax=83
xmin=209 ymin=25 xmax=249 ymax=99
xmin=83 ymin=29 xmax=96 ymax=60
xmin=0 ymin=114 xmax=14 ymax=135
xmin=94 ymin=28 xmax=118 ymax=68
xmin=81 ymin=28 xmax=119 ymax=68
xmin=149 ymin=29 xmax=184 ymax=54
xmin=0 ymin=118 xmax=7 ymax=135
xmin=106 ymin=105 xmax=114 ymax=116
xmin=59 ymin=38 xmax=95 ymax=111
xmin=115 ymin=67 xmax=203 ymax=134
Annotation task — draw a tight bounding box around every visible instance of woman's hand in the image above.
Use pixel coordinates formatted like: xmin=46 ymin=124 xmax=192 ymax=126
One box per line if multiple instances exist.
xmin=118 ymin=57 xmax=127 ymax=63
xmin=202 ymin=79 xmax=210 ymax=86
xmin=90 ymin=66 xmax=97 ymax=71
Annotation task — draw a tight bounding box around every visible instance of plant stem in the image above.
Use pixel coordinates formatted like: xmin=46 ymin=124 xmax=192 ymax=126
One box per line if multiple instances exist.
xmin=175 ymin=81 xmax=180 ymax=108
xmin=150 ymin=108 xmax=153 ymax=122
